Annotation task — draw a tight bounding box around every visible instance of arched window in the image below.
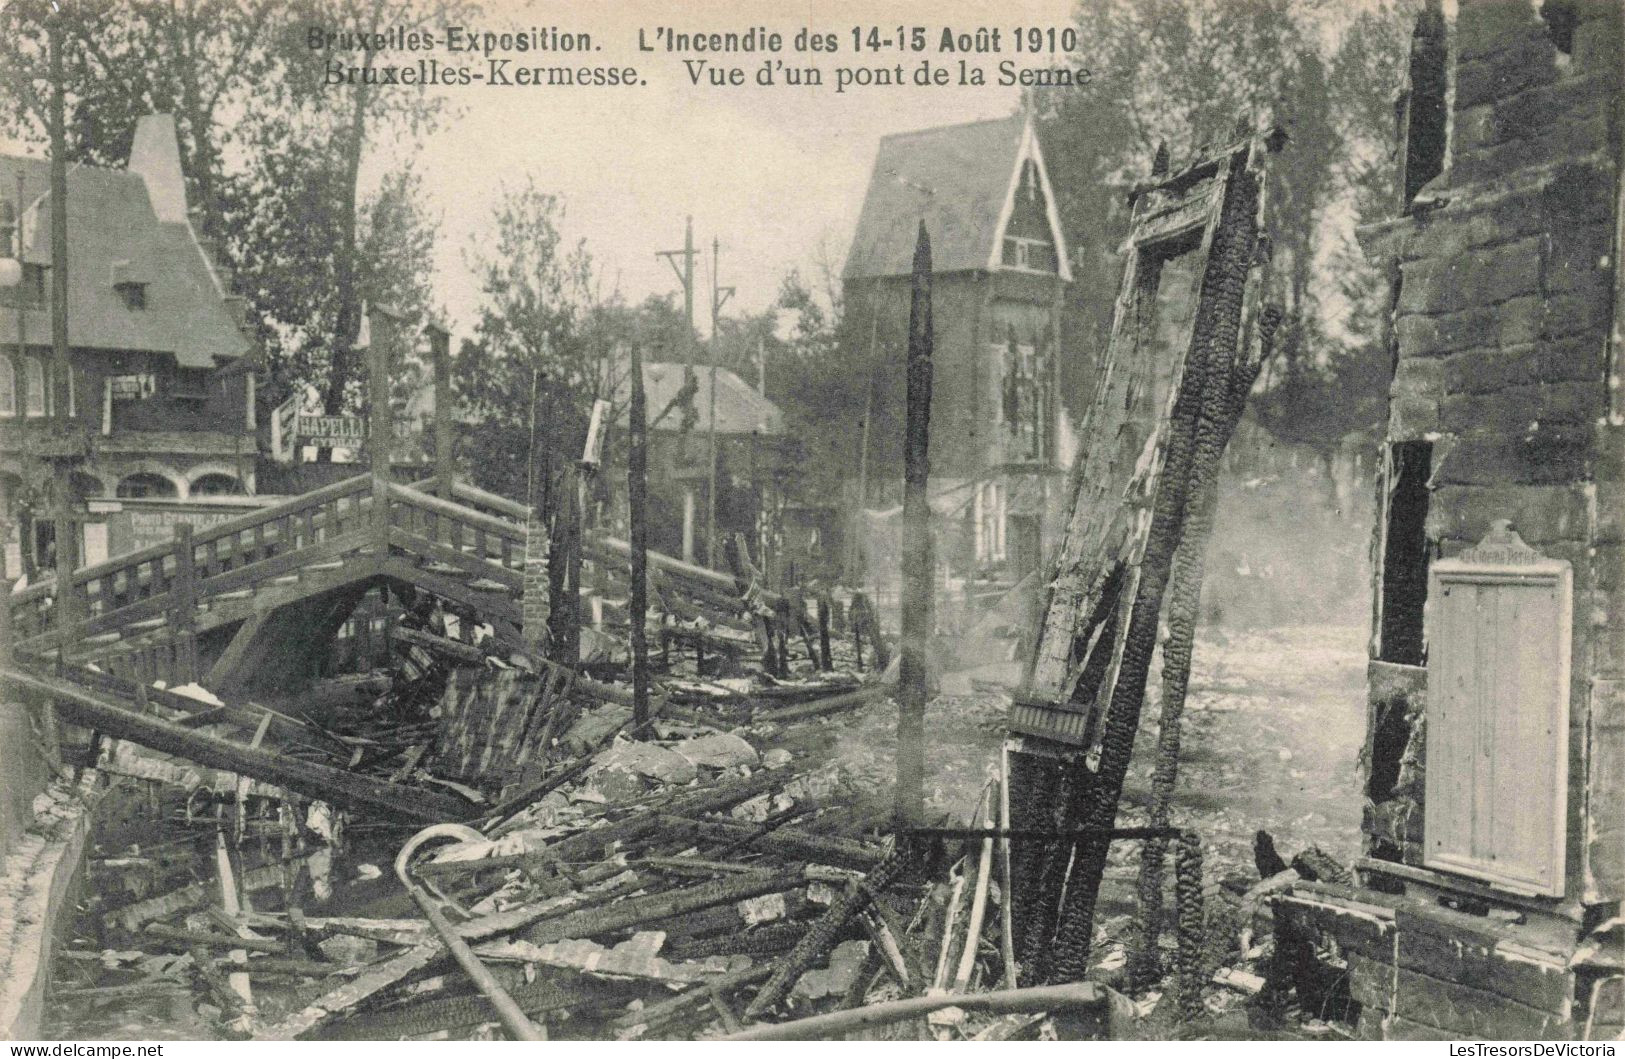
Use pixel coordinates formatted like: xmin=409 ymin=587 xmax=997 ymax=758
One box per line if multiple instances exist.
xmin=0 ymin=358 xmax=14 ymax=418
xmin=116 ymin=472 xmax=177 ymax=499
xmin=25 ymin=357 xmax=44 ymax=417
xmin=191 ymin=473 xmax=242 ymax=497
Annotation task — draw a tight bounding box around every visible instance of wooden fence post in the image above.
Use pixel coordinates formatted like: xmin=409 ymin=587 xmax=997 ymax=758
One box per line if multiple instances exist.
xmin=368 ymin=305 xmax=397 ymax=549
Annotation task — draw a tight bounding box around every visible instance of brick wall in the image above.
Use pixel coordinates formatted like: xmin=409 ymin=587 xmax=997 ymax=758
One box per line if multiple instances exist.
xmin=1366 ymin=0 xmax=1623 ymax=904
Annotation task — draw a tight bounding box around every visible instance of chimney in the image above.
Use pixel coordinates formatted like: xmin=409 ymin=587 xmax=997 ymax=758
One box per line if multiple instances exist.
xmin=127 ymin=114 xmax=188 ymax=224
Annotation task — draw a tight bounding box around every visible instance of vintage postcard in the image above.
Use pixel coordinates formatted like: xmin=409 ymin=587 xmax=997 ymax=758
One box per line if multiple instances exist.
xmin=0 ymin=0 xmax=1620 ymax=1046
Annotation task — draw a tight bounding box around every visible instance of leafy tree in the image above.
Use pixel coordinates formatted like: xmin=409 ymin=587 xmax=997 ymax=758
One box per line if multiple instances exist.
xmin=0 ymin=0 xmax=470 ymax=420
xmin=1031 ymin=0 xmax=1416 ymax=458
xmin=452 ymin=181 xmax=677 ymax=502
xmin=250 ymin=0 xmax=469 ymax=417
xmin=0 ymin=0 xmax=278 ymax=240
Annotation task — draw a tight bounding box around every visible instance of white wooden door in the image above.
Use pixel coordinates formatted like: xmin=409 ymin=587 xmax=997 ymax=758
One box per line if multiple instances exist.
xmin=1423 ymin=523 xmax=1570 ymax=896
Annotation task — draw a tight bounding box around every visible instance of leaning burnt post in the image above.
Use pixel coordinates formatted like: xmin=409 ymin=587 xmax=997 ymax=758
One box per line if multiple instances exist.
xmin=1048 ymin=152 xmax=1265 ymax=985
xmin=628 ymin=344 xmax=651 ymax=728
xmin=896 ymin=221 xmax=934 ymax=829
xmin=1129 ymin=303 xmax=1282 ymax=990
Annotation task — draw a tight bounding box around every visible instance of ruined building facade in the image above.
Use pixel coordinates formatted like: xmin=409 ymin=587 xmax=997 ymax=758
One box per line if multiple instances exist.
xmin=1275 ymin=0 xmax=1624 ymax=1039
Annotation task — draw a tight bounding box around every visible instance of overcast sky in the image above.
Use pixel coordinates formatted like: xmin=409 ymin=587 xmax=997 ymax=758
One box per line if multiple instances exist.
xmin=371 ymin=0 xmax=1078 ymax=336
xmin=0 ymin=0 xmax=1078 ymax=336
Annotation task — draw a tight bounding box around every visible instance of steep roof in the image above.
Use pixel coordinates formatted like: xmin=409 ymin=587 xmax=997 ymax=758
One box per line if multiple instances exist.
xmin=0 ymin=149 xmax=250 ymax=370
xmin=617 ymin=362 xmax=783 ymax=436
xmin=842 ymin=114 xmax=1070 ymax=281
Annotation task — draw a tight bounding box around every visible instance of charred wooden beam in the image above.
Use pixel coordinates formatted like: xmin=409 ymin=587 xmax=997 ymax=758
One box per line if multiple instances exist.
xmin=656 ymin=814 xmax=884 ymax=871
xmin=390 ymin=626 xmax=486 ymax=665
xmin=740 ymin=845 xmax=913 ymax=1020
xmin=751 ymin=685 xmax=887 ymax=725
xmin=590 ymin=533 xmax=784 ymax=612
xmin=723 ymin=982 xmax=1103 ymax=1041
xmin=629 ymin=343 xmax=651 ymax=728
xmin=897 ymin=221 xmax=935 ymax=828
xmin=522 ymin=870 xmax=804 ymax=946
xmin=4 ymin=666 xmax=467 ymax=824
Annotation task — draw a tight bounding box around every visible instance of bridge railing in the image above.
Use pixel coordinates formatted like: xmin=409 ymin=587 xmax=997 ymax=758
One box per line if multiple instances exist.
xmin=386 ymin=481 xmax=526 ymax=589
xmin=10 ymin=474 xmax=376 ymax=649
xmin=8 ymin=474 xmax=533 ymax=655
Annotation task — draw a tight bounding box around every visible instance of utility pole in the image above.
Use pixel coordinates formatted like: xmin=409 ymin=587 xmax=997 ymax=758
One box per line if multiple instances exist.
xmin=707 ymin=236 xmax=734 ymax=569
xmin=12 ymin=170 xmax=27 ymax=581
xmin=897 ymin=222 xmax=935 ymax=828
xmin=46 ymin=12 xmax=80 ymax=631
xmin=656 ymin=217 xmax=700 ymax=560
xmin=656 ymin=216 xmax=699 ymax=374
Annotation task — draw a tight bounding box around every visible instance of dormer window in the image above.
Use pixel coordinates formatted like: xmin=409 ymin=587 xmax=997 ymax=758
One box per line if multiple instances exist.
xmin=1002 ymin=236 xmax=1058 ymax=273
xmin=999 ymin=144 xmax=1061 ymax=275
xmin=116 ymin=281 xmax=148 ymax=310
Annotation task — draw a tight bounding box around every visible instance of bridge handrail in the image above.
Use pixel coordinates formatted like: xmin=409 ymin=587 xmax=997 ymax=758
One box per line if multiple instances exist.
xmin=10 ymin=474 xmax=527 ymax=651
xmin=448 ymin=480 xmax=529 ymax=522
xmin=10 ymin=473 xmax=374 ymax=607
xmin=10 ymin=473 xmax=377 ymax=645
xmin=388 ymin=481 xmax=527 ymax=545
xmin=190 ymin=472 xmax=371 ymax=548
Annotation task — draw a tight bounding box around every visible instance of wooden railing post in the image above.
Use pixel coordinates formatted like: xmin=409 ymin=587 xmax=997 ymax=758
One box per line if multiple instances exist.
xmin=628 ymin=343 xmax=650 ymax=729
xmin=427 ymin=322 xmax=453 ymax=497
xmin=170 ymin=522 xmax=198 ymax=683
xmin=368 ymin=304 xmax=398 ymax=549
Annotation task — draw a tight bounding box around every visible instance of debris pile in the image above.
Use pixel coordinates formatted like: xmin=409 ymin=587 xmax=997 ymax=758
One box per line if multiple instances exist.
xmin=29 ymin=546 xmax=1113 ymax=1041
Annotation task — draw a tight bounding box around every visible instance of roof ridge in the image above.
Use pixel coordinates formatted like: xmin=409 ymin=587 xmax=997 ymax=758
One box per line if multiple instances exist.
xmin=877 ymin=113 xmax=1024 ymax=143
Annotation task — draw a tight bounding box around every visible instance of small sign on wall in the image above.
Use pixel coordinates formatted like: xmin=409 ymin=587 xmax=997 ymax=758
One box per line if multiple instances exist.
xmin=108 ymin=373 xmax=157 ymax=400
xmin=270 ymin=396 xmax=372 ymax=462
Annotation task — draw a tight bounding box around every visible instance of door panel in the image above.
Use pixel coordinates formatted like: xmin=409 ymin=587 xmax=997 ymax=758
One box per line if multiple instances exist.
xmin=1424 ymin=530 xmax=1570 ymax=897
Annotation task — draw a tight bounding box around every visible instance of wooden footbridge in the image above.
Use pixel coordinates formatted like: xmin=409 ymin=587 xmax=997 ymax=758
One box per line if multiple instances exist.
xmin=6 ymin=473 xmax=536 ymax=696
xmin=0 ymin=464 xmax=799 ymax=824
xmin=0 ymin=305 xmax=794 ymax=824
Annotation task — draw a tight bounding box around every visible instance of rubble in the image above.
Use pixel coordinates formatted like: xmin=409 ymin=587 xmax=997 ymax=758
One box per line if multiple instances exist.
xmin=23 ymin=531 xmax=1117 ymax=1043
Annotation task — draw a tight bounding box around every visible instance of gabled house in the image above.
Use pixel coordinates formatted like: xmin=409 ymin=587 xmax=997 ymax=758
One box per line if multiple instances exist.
xmin=842 ymin=113 xmax=1072 ymax=584
xmin=0 ymin=114 xmax=258 ymax=572
xmin=614 ymin=360 xmax=786 ymax=566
